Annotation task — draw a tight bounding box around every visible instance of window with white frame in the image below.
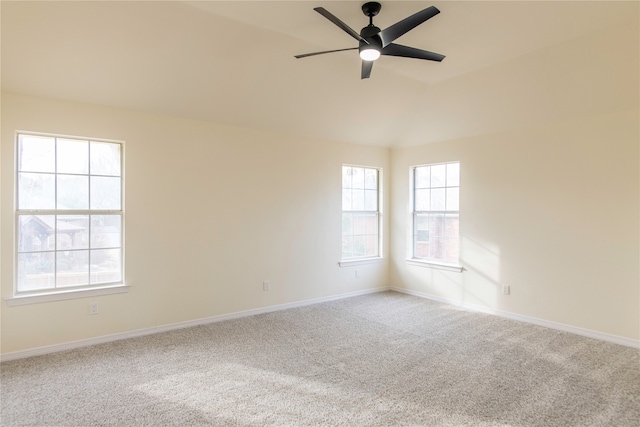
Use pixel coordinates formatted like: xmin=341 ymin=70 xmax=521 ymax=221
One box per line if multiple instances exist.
xmin=412 ymin=162 xmax=460 ymax=266
xmin=15 ymin=133 xmax=124 ymax=295
xmin=342 ymin=165 xmax=380 ymax=259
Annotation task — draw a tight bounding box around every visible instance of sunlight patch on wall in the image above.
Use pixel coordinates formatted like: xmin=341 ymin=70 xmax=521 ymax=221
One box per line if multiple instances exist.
xmin=459 ymin=236 xmax=503 ymax=307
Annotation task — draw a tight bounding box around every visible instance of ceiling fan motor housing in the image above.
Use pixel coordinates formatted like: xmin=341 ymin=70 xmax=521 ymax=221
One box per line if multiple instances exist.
xmin=359 ymin=25 xmax=382 ymax=53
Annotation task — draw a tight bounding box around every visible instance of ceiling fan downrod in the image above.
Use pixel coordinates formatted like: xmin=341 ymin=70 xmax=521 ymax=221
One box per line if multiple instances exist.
xmin=362 ymin=2 xmax=381 ymax=25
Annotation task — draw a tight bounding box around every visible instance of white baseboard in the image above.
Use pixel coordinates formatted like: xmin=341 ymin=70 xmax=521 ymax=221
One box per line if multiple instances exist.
xmin=0 ymin=287 xmax=388 ymax=362
xmin=390 ymin=286 xmax=640 ymax=349
xmin=3 ymin=285 xmax=636 ymax=362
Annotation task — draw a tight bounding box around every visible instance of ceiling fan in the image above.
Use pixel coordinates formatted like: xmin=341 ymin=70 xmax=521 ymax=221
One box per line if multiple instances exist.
xmin=295 ymin=2 xmax=445 ymax=79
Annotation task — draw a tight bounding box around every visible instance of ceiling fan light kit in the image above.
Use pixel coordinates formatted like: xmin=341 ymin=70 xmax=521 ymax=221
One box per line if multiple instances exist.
xmin=295 ymin=2 xmax=445 ymax=79
xmin=359 ymin=46 xmax=381 ymax=61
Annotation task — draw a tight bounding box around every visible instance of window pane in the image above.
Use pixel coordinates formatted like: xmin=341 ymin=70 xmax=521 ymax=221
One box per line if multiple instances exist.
xmin=90 ymin=248 xmax=122 ymax=284
xmin=342 ymin=236 xmax=353 ymax=259
xmin=431 ymin=164 xmax=446 ymax=187
xmin=429 ymin=238 xmax=445 ymax=261
xmin=353 ymin=214 xmax=366 ymax=235
xmin=17 ymin=252 xmax=55 ymax=292
xmin=57 ymin=139 xmax=88 ymax=174
xmin=415 ymin=166 xmax=430 ymax=189
xmin=445 ymin=214 xmax=459 ymax=238
xmin=18 ymin=172 xmax=55 ymax=209
xmin=414 ymin=213 xmax=429 ymax=259
xmin=365 ymin=213 xmax=378 ymax=235
xmin=353 ymin=236 xmax=366 ymax=257
xmin=90 ymin=176 xmax=121 ymax=210
xmin=58 ymin=175 xmax=89 ymax=209
xmin=415 ymin=239 xmax=429 ymax=259
xmin=415 ymin=189 xmax=430 ymax=211
xmin=431 ymin=188 xmax=445 ymax=211
xmin=415 ymin=214 xmax=429 ymax=240
xmin=57 ymin=215 xmax=89 ymax=250
xmin=446 ymin=187 xmax=459 ymax=211
xmin=446 ymin=163 xmax=460 ymax=187
xmin=91 ymin=215 xmax=121 ymax=248
xmin=342 ymin=166 xmax=352 ymax=188
xmin=352 ymin=189 xmax=365 ymax=211
xmin=18 ymin=215 xmax=55 ymax=252
xmin=342 ymin=213 xmax=353 ymax=236
xmin=57 ymin=250 xmax=89 ymax=288
xmin=90 ymin=142 xmax=121 ymax=176
xmin=18 ymin=135 xmax=55 ymax=173
xmin=342 ymin=189 xmax=352 ymax=211
xmin=364 ymin=189 xmax=377 ymax=211
xmin=365 ymin=235 xmax=378 ymax=257
xmin=413 ymin=215 xmax=429 ymax=258
xmin=429 ymin=214 xmax=445 ymax=237
xmin=351 ymin=167 xmax=364 ymax=189
xmin=364 ymin=168 xmax=377 ymax=190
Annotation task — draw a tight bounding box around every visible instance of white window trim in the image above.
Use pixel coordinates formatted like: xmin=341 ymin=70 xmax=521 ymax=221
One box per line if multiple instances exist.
xmin=406 ymin=258 xmax=463 ymax=273
xmin=12 ymin=131 xmax=125 ymax=302
xmin=5 ymin=283 xmax=130 ymax=306
xmin=339 ymin=257 xmax=385 ymax=267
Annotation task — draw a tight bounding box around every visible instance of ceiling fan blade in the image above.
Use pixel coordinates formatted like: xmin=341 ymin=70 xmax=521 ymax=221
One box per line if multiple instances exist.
xmin=361 ymin=60 xmax=374 ymax=79
xmin=314 ymin=7 xmax=368 ymax=44
xmin=382 ymin=43 xmax=445 ymax=61
xmin=294 ymin=47 xmax=358 ymax=59
xmin=379 ymin=6 xmax=440 ymax=47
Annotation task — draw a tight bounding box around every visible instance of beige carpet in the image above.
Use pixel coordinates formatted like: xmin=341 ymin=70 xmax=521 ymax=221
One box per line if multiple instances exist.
xmin=1 ymin=291 xmax=639 ymax=426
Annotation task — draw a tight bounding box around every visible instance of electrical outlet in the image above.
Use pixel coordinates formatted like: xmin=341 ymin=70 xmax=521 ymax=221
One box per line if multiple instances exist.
xmin=263 ymin=281 xmax=270 ymax=291
xmin=89 ymin=302 xmax=99 ymax=315
xmin=355 ymin=270 xmax=360 ymax=278
xmin=503 ymin=285 xmax=510 ymax=295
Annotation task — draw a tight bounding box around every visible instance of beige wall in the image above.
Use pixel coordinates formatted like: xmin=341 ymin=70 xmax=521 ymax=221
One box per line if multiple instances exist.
xmin=1 ymin=93 xmax=390 ymax=354
xmin=390 ymin=109 xmax=639 ymax=341
xmin=2 ymin=87 xmax=639 ymax=354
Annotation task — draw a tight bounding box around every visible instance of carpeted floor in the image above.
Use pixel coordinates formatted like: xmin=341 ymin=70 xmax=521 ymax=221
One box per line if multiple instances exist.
xmin=1 ymin=291 xmax=639 ymax=426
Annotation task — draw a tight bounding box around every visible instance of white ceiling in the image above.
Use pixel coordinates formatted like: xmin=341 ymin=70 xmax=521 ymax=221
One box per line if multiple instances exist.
xmin=2 ymin=1 xmax=638 ymax=147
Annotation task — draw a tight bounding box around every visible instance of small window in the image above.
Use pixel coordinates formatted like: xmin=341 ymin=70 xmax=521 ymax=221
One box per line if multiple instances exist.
xmin=15 ymin=133 xmax=124 ymax=295
xmin=342 ymin=165 xmax=380 ymax=259
xmin=412 ymin=162 xmax=460 ymax=266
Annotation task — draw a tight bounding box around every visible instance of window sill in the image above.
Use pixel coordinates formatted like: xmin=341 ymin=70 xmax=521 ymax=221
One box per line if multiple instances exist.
xmin=338 ymin=257 xmax=385 ymax=267
xmin=5 ymin=284 xmax=131 ymax=306
xmin=406 ymin=259 xmax=463 ymax=273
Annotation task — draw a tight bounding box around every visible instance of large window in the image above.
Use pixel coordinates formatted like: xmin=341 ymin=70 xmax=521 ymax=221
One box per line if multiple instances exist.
xmin=342 ymin=165 xmax=380 ymax=259
xmin=412 ymin=162 xmax=460 ymax=267
xmin=15 ymin=133 xmax=123 ymax=295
